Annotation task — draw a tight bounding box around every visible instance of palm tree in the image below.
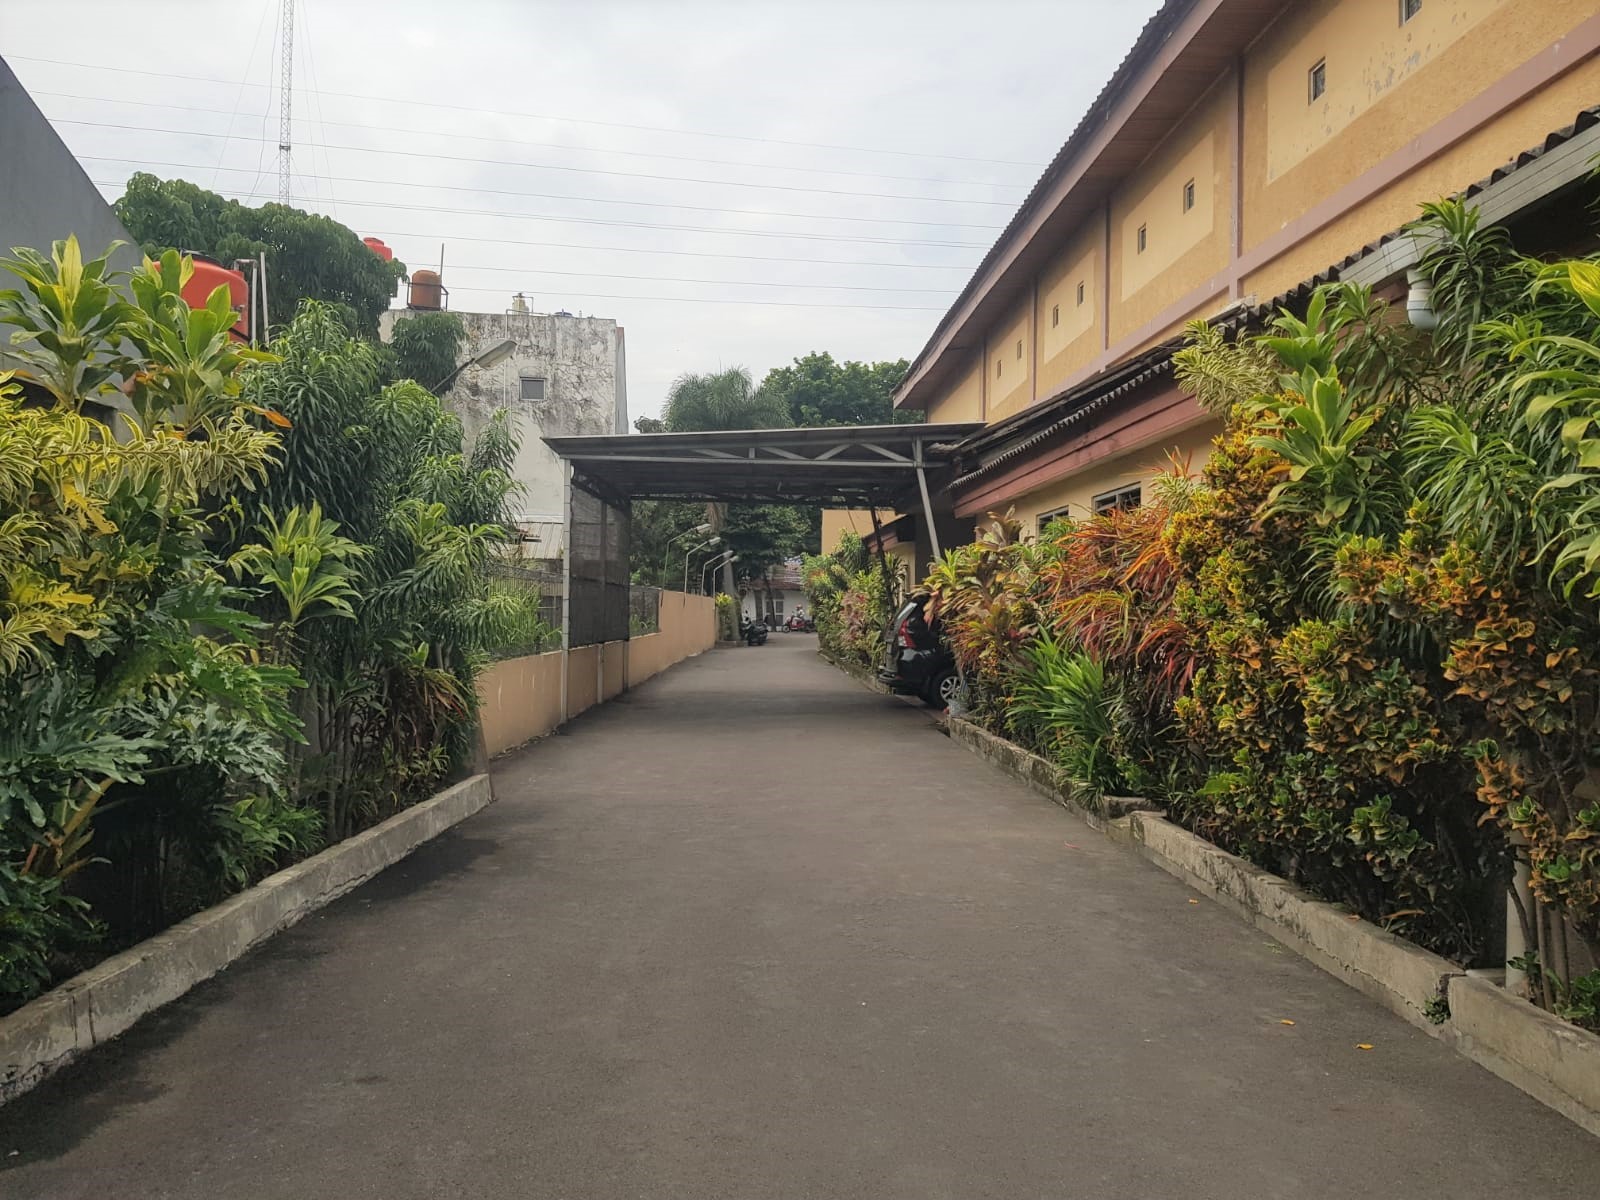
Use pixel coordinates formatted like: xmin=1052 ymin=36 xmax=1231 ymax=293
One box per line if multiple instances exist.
xmin=661 ymin=368 xmax=791 ymax=599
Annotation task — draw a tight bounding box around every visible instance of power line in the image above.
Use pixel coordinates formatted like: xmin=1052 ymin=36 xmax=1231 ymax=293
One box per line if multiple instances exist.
xmin=88 ymin=179 xmax=991 ymax=248
xmin=79 ymin=155 xmax=1005 ymax=231
xmin=10 ymin=54 xmax=1044 ymax=169
xmin=56 ymin=117 xmax=1017 ymax=208
xmin=33 ymin=89 xmax=1027 ymax=193
xmin=430 ymin=284 xmax=948 ymax=312
xmin=357 ymin=228 xmax=979 ymax=272
xmin=388 ymin=260 xmax=959 ymax=294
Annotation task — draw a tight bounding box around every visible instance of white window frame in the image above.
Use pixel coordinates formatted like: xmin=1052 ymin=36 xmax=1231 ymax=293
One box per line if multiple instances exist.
xmin=519 ymin=375 xmax=547 ymax=401
xmin=1091 ymin=483 xmax=1142 ymax=516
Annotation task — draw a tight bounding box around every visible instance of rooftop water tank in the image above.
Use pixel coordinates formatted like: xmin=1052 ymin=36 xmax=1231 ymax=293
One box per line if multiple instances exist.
xmin=181 ymin=253 xmax=248 ymax=340
xmin=409 ymin=269 xmax=444 ymax=310
xmin=362 ymin=236 xmax=394 ymax=262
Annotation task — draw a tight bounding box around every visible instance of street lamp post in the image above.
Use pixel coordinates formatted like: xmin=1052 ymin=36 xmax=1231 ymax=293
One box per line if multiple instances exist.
xmin=662 ymin=522 xmax=713 ymax=586
xmin=681 ymin=536 xmax=721 ymax=593
xmin=429 ymin=337 xmax=517 ymax=394
xmin=701 ymin=551 xmax=737 ymax=595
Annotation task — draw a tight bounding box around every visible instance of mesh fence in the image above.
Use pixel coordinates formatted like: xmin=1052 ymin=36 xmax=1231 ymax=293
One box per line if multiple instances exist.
xmin=568 ymin=481 xmax=631 ymax=647
xmin=630 ymin=586 xmax=661 ymax=635
xmin=485 ymin=559 xmax=563 ymax=632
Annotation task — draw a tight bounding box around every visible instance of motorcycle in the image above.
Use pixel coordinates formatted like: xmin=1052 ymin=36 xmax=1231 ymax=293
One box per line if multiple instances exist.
xmin=741 ymin=617 xmax=769 ymax=646
xmin=785 ymin=614 xmax=814 ymax=633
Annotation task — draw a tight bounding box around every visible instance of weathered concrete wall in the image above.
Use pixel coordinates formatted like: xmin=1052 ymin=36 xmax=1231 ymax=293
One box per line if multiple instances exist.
xmin=378 ymin=309 xmax=626 ymax=519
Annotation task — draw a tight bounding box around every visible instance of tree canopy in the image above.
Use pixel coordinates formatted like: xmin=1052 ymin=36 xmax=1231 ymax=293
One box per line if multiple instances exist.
xmin=757 ymin=351 xmax=913 ymax=426
xmin=114 ymin=174 xmax=406 ymax=339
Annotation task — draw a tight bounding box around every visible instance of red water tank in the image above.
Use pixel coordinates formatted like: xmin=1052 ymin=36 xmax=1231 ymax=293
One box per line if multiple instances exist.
xmin=181 ymin=254 xmax=249 ymax=340
xmin=409 ymin=268 xmax=444 ymax=310
xmin=362 ymin=236 xmax=394 ymax=262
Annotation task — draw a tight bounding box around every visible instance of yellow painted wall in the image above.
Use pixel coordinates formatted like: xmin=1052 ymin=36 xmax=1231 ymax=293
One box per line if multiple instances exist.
xmin=985 ymin=295 xmax=1034 ymax=420
xmin=1244 ymin=0 xmax=1590 ymax=247
xmin=1012 ymin=421 xmax=1219 ymax=537
xmin=1035 ymin=225 xmax=1104 ymax=398
xmin=926 ymin=355 xmax=983 ymax=424
xmin=821 ymin=507 xmax=898 ymax=553
xmin=1110 ymin=77 xmax=1235 ymax=342
xmin=1244 ymin=53 xmax=1600 ymax=302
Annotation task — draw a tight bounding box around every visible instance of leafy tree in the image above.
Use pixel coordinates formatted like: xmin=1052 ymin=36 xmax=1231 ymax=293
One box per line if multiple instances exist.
xmin=388 ymin=311 xmax=466 ymax=394
xmin=757 ymin=351 xmax=916 ymax=426
xmin=661 ymin=366 xmax=790 ymax=432
xmin=114 ymin=173 xmax=406 ymax=339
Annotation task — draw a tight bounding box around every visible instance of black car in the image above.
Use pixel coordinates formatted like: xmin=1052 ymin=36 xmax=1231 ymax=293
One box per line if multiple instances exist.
xmin=878 ymin=595 xmax=959 ymax=708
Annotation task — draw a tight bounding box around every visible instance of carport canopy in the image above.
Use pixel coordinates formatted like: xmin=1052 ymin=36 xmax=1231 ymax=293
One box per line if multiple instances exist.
xmin=543 ymin=423 xmax=984 ymax=509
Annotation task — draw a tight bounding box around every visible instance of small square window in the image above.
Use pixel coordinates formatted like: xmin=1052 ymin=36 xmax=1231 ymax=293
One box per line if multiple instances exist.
xmin=1400 ymin=0 xmax=1421 ymax=22
xmin=519 ymin=375 xmax=546 ymax=401
xmin=1136 ymin=224 xmax=1147 ymax=254
xmin=1016 ymin=338 xmax=1023 ymax=359
xmin=1091 ymin=483 xmax=1142 ymax=516
xmin=1051 ymin=303 xmax=1060 ymax=328
xmin=1076 ymin=281 xmax=1085 ymax=305
xmin=1182 ymin=179 xmax=1196 ymax=212
xmin=1308 ymin=58 xmax=1326 ymax=102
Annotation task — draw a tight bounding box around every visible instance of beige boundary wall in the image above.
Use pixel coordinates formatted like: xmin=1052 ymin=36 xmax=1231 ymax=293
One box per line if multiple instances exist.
xmin=477 ymin=591 xmax=716 ymax=756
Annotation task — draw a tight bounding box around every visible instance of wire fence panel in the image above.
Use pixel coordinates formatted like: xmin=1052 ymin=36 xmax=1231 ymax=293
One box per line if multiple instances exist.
xmin=630 ymin=586 xmax=661 ymax=635
xmin=568 ymin=481 xmax=631 ymax=647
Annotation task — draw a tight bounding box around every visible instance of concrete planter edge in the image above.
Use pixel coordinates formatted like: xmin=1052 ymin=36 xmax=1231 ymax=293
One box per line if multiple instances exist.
xmin=0 ymin=772 xmax=495 ymax=1106
xmin=943 ymin=716 xmax=1600 ymax=1140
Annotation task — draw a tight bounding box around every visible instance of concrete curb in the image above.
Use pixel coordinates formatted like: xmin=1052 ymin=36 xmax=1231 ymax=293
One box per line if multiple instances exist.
xmin=1121 ymin=810 xmax=1460 ymax=1033
xmin=0 ymin=773 xmax=494 ymax=1105
xmin=945 ymin=717 xmax=1156 ymax=826
xmin=942 ymin=716 xmax=1600 ymax=1138
xmin=1448 ymin=974 xmax=1600 ymax=1139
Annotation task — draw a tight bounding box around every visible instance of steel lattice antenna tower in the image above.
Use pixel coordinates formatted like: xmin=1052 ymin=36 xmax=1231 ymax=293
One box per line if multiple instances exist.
xmin=277 ymin=0 xmax=294 ymax=203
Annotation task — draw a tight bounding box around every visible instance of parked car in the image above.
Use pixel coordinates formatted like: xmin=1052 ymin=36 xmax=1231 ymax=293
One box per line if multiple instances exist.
xmin=878 ymin=595 xmax=958 ymax=708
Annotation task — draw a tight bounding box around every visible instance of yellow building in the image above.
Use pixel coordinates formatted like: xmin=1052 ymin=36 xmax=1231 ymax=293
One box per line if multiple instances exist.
xmin=892 ymin=0 xmax=1600 ymax=538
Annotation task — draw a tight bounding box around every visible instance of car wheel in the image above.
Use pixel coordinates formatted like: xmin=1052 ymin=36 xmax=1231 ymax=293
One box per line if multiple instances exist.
xmin=925 ymin=669 xmax=959 ymax=709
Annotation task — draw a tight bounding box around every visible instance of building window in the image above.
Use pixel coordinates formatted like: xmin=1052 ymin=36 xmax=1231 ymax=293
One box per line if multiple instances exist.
xmin=1091 ymin=483 xmax=1142 ymax=515
xmin=1136 ymin=224 xmax=1147 ymax=254
xmin=1037 ymin=506 xmax=1073 ymax=532
xmin=1051 ymin=303 xmax=1060 ymax=328
xmin=519 ymin=375 xmax=546 ymax=401
xmin=1308 ymin=58 xmax=1327 ymax=102
xmin=1400 ymin=0 xmax=1421 ymax=22
xmin=1076 ymin=281 xmax=1085 ymax=305
xmin=1182 ymin=178 xmax=1196 ymax=212
xmin=1016 ymin=338 xmax=1023 ymax=359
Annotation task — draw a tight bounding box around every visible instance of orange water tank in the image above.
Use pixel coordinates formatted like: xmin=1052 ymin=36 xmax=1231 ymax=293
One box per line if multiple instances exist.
xmin=182 ymin=254 xmax=249 ymax=340
xmin=362 ymin=236 xmax=394 ymax=262
xmin=409 ymin=269 xmax=443 ymax=310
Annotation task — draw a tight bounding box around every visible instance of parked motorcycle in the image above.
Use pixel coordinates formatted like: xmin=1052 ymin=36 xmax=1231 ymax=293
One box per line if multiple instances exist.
xmin=742 ymin=617 xmax=769 ymax=646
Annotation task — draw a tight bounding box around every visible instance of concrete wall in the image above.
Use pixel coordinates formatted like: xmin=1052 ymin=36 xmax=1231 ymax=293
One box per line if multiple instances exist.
xmin=379 ymin=308 xmax=627 ymax=520
xmin=477 ymin=591 xmax=715 ymax=755
xmin=0 ymin=57 xmax=142 ymax=349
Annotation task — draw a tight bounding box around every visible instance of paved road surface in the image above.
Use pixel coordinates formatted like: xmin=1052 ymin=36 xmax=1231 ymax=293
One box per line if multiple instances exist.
xmin=4 ymin=635 xmax=1599 ymax=1198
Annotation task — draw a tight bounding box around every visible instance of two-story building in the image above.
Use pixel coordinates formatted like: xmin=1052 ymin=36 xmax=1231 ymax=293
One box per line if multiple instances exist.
xmin=885 ymin=0 xmax=1600 ymax=553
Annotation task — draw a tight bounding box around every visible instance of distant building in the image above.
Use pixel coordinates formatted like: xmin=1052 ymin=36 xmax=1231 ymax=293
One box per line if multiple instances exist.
xmin=740 ymin=559 xmax=808 ymax=626
xmin=379 ymin=293 xmax=628 ymax=527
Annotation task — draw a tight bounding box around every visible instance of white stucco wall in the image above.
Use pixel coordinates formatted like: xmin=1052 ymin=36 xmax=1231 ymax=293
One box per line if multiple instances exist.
xmin=380 ymin=308 xmax=627 ymax=519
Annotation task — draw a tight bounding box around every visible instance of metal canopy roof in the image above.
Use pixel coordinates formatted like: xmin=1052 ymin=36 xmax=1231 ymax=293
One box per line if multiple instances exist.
xmin=544 ymin=423 xmax=984 ymax=507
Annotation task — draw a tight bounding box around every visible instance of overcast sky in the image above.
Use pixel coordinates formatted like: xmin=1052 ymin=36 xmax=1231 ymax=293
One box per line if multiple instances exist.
xmin=1 ymin=0 xmax=1160 ymax=421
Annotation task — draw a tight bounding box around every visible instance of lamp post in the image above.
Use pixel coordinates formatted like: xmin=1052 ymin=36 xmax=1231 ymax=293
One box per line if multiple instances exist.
xmin=681 ymin=536 xmax=721 ymax=593
xmin=429 ymin=337 xmax=517 ymax=394
xmin=701 ymin=550 xmax=737 ymax=595
xmin=662 ymin=522 xmax=713 ymax=585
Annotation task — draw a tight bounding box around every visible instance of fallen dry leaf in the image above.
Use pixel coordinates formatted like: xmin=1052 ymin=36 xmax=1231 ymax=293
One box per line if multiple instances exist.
xmin=1355 ymin=1043 xmax=1373 ymax=1050
xmin=1280 ymin=1019 xmax=1296 ymax=1026
xmin=1187 ymin=899 xmax=1200 ymax=905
